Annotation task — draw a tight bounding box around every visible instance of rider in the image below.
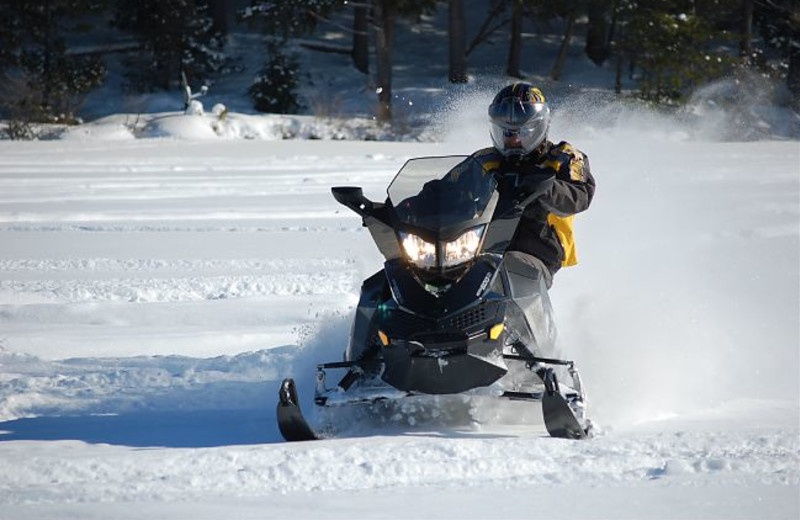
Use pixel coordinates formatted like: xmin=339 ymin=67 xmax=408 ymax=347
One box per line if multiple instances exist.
xmin=472 ymin=83 xmax=595 ymax=288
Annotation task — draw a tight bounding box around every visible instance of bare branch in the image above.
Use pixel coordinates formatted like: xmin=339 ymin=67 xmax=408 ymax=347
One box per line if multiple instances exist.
xmin=466 ymin=0 xmax=511 ymax=57
xmin=307 ymin=9 xmax=369 ymax=36
xmin=467 ymin=19 xmax=511 ymax=56
xmin=298 ymin=41 xmax=353 ymax=54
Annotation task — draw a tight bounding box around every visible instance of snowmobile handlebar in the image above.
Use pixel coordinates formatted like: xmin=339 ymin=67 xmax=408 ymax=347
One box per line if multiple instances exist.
xmin=332 ymin=186 xmax=375 ymax=218
xmin=515 ymin=174 xmax=555 ymax=209
xmin=494 ymin=174 xmax=555 ymax=219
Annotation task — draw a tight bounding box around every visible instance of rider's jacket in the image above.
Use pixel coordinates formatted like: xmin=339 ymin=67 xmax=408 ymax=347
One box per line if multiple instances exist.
xmin=472 ymin=140 xmax=595 ymax=276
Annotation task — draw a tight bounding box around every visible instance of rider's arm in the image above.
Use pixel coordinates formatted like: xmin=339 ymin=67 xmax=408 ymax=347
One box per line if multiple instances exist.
xmin=541 ymin=143 xmax=595 ymax=217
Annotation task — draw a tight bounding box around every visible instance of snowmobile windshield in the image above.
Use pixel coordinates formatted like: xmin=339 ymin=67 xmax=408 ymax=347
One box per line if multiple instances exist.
xmin=388 ymin=156 xmax=496 ymax=232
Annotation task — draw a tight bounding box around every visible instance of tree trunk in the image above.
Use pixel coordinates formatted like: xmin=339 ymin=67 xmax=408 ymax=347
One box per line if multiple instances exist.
xmin=374 ymin=0 xmax=396 ymax=122
xmin=449 ymin=0 xmax=468 ymax=83
xmin=207 ymin=0 xmax=228 ymax=35
xmin=585 ymin=0 xmax=610 ymax=65
xmin=43 ymin=0 xmax=53 ymax=112
xmin=352 ymin=2 xmax=369 ymax=74
xmin=550 ymin=10 xmax=577 ymax=81
xmin=739 ymin=0 xmax=754 ymax=61
xmin=507 ymin=0 xmax=523 ymax=78
xmin=788 ymin=45 xmax=800 ymax=110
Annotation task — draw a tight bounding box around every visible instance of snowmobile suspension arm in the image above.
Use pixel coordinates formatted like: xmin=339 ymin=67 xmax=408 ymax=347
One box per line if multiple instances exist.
xmin=317 ymin=361 xmax=361 ymax=370
xmin=502 ymin=354 xmax=574 ymax=367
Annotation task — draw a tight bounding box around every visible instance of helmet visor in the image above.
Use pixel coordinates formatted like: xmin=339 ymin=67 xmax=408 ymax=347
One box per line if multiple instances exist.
xmin=490 ymin=117 xmax=549 ymax=156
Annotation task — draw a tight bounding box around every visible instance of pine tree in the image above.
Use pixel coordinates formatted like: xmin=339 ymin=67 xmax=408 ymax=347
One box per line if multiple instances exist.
xmin=248 ymin=43 xmax=302 ymax=114
xmin=239 ymin=0 xmax=341 ymax=114
xmin=616 ymin=0 xmax=735 ymax=102
xmin=114 ymin=0 xmax=226 ymax=91
xmin=239 ymin=0 xmax=341 ymax=40
xmin=754 ymin=0 xmax=800 ymax=106
xmin=585 ymin=0 xmax=613 ymax=65
xmin=0 ymin=0 xmax=108 ymax=126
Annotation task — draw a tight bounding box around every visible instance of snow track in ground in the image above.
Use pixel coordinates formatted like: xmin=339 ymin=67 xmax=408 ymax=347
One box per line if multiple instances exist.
xmin=0 ymin=138 xmax=797 ymax=519
xmin=0 ymin=259 xmax=358 ymax=303
xmin=0 ymin=347 xmax=293 ymax=423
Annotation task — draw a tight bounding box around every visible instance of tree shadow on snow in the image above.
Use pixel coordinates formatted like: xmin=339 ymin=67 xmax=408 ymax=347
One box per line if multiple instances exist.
xmin=0 ymin=381 xmax=288 ymax=448
xmin=0 ymin=408 xmax=286 ymax=448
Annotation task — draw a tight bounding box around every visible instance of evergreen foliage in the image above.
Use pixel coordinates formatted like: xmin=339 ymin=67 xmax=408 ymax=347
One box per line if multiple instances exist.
xmin=239 ymin=0 xmax=341 ymax=40
xmin=618 ymin=0 xmax=736 ymax=102
xmin=239 ymin=0 xmax=342 ymax=114
xmin=0 ymin=0 xmax=795 ymax=126
xmin=114 ymin=0 xmax=226 ymax=91
xmin=754 ymin=0 xmax=800 ymax=102
xmin=249 ymin=44 xmax=302 ymax=114
xmin=0 ymin=0 xmax=108 ymax=125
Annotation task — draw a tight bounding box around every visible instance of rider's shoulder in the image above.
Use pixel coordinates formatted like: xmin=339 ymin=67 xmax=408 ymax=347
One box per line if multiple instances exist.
xmin=549 ymin=140 xmax=587 ymax=160
xmin=471 ymin=147 xmax=503 ymax=171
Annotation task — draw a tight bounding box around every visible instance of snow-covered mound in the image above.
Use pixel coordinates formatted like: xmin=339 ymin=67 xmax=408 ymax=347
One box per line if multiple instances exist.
xmin=54 ymin=110 xmax=413 ymax=142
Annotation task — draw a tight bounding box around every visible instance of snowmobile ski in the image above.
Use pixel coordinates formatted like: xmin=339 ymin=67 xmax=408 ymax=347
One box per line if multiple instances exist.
xmin=540 ymin=369 xmax=588 ymax=440
xmin=542 ymin=391 xmax=587 ymax=439
xmin=277 ymin=378 xmax=319 ymax=442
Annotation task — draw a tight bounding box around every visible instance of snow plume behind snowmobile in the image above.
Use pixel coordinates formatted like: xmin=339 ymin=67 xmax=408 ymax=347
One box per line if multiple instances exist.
xmin=277 ymin=156 xmax=591 ymax=441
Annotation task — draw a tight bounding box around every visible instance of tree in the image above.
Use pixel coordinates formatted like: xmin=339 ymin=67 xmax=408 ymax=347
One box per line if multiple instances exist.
xmin=370 ymin=0 xmax=436 ymax=121
xmin=551 ymin=1 xmax=579 ymax=81
xmin=240 ymin=0 xmax=341 ymax=113
xmin=740 ymin=0 xmax=754 ymax=60
xmin=373 ymin=0 xmax=397 ymax=121
xmin=754 ymin=0 xmax=800 ymax=106
xmin=465 ymin=0 xmax=511 ymax=58
xmin=249 ymin=42 xmax=301 ymax=113
xmin=114 ymin=0 xmax=226 ymax=91
xmin=449 ymin=0 xmax=468 ymax=83
xmin=352 ymin=2 xmax=371 ymax=74
xmin=615 ymin=0 xmax=735 ymax=102
xmin=585 ymin=0 xmax=613 ymax=65
xmin=507 ymin=0 xmax=524 ymax=78
xmin=0 ymin=0 xmax=107 ymax=125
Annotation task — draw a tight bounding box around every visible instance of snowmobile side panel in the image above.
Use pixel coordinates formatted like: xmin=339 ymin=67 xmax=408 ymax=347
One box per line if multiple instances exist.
xmin=277 ymin=378 xmax=319 ymax=442
xmin=346 ymin=270 xmax=388 ymax=362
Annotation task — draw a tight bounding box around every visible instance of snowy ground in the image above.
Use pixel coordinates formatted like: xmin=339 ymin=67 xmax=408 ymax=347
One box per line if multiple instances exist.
xmin=0 ymin=110 xmax=798 ymax=518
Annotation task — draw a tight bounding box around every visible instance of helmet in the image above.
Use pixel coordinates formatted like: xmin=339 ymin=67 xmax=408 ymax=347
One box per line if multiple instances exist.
xmin=488 ymin=83 xmax=551 ymax=157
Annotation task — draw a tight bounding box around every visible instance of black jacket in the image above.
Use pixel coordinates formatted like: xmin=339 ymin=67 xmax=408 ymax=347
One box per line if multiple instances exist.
xmin=472 ymin=140 xmax=596 ymax=275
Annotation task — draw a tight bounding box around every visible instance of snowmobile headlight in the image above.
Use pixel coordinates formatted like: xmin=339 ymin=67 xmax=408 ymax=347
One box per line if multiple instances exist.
xmin=399 ymin=232 xmax=437 ymax=269
xmin=442 ymin=226 xmax=485 ymax=268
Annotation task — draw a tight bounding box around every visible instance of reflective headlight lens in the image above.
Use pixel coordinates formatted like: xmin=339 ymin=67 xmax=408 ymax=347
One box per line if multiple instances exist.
xmin=399 ymin=232 xmax=437 ymax=268
xmin=443 ymin=226 xmax=485 ymax=268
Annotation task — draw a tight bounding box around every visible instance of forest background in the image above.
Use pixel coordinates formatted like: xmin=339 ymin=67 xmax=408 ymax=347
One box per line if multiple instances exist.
xmin=0 ymin=0 xmax=798 ymax=139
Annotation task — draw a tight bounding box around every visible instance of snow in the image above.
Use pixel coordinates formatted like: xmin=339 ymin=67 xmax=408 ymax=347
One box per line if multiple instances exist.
xmin=0 ymin=117 xmax=797 ymax=518
xmin=1 ymin=8 xmax=799 ymax=518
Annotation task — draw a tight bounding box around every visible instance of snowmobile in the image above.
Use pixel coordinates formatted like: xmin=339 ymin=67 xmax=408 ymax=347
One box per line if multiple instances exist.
xmin=277 ymin=155 xmax=592 ymax=441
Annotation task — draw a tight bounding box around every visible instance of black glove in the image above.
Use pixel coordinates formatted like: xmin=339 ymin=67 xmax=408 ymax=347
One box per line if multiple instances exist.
xmin=514 ymin=174 xmax=555 ymax=209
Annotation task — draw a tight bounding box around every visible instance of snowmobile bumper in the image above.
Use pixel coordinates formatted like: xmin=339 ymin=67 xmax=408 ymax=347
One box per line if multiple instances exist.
xmin=378 ymin=331 xmax=507 ymax=394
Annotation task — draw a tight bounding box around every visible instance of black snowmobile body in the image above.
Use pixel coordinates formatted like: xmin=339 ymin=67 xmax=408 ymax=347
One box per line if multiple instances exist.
xmin=278 ymin=156 xmax=590 ymax=441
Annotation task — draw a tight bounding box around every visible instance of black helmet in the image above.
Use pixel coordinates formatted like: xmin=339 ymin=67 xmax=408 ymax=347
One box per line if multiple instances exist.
xmin=488 ymin=83 xmax=551 ymax=157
